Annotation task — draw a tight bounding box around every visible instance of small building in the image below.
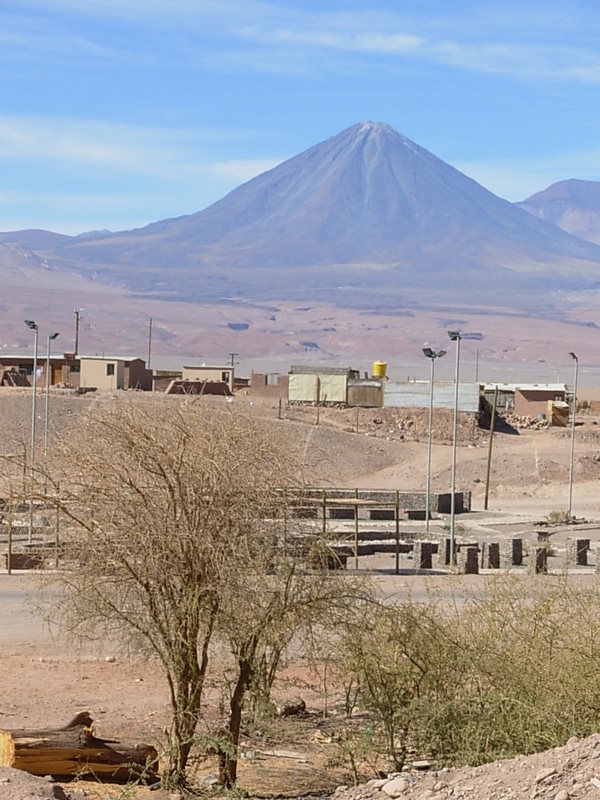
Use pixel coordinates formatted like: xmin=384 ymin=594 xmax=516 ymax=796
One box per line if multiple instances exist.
xmin=79 ymin=356 xmax=152 ymax=391
xmin=182 ymin=365 xmax=234 ymax=392
xmin=288 ymin=365 xmax=359 ymax=404
xmin=484 ymin=383 xmax=567 ymax=418
xmin=0 ymin=352 xmax=78 ymax=387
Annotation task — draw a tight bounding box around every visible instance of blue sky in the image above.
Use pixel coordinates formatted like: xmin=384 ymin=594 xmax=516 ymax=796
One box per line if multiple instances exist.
xmin=2 ymin=0 xmax=600 ymax=234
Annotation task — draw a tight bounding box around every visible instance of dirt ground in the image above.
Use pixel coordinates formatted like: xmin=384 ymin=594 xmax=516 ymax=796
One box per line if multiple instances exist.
xmin=1 ymin=388 xmax=600 ymax=798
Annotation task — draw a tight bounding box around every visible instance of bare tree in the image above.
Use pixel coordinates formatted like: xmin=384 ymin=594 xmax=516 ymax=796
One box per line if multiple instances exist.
xmin=38 ymin=396 xmax=307 ymax=787
xmin=215 ymin=537 xmax=369 ymax=786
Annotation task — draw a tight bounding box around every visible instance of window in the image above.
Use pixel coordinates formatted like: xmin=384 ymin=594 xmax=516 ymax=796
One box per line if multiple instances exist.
xmin=106 ymin=363 xmax=115 ymax=376
xmin=222 ymin=371 xmax=230 ymax=382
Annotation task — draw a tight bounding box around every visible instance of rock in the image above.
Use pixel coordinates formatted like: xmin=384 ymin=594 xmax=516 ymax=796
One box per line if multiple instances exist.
xmin=412 ymin=759 xmax=432 ymax=770
xmin=382 ymin=777 xmax=408 ymax=797
xmin=535 ymin=767 xmax=557 ymax=783
xmin=554 ymin=791 xmax=569 ymax=800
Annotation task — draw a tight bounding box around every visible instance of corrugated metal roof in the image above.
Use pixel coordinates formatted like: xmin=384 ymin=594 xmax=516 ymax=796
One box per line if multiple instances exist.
xmin=384 ymin=382 xmax=480 ymax=413
xmin=79 ymin=355 xmax=145 ymax=363
xmin=483 ymin=383 xmax=567 ymax=393
xmin=290 ymin=365 xmax=355 ymax=375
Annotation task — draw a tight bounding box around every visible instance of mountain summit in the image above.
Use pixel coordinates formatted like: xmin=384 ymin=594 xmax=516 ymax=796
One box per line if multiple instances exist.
xmin=518 ymin=179 xmax=600 ymax=246
xmin=9 ymin=122 xmax=600 ymax=308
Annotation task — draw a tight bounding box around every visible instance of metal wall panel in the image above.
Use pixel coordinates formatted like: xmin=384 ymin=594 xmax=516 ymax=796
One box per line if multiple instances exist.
xmin=384 ymin=382 xmax=480 ymax=413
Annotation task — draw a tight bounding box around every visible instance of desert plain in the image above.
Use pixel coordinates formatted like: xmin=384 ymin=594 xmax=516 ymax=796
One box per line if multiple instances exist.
xmin=1 ymin=386 xmax=600 ymax=799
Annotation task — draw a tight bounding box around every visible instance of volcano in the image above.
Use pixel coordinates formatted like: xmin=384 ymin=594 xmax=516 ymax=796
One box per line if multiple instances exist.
xmin=4 ymin=122 xmax=600 ymax=310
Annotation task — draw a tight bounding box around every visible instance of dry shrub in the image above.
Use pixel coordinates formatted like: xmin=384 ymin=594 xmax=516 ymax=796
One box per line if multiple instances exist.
xmin=337 ymin=577 xmax=600 ymax=774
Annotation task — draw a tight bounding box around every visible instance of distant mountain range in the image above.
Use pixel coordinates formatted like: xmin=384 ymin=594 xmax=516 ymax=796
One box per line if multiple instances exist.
xmin=518 ymin=179 xmax=600 ymax=246
xmin=3 ymin=122 xmax=600 ymax=314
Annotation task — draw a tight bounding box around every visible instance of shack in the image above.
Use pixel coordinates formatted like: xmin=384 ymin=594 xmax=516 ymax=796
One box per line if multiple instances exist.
xmin=79 ymin=356 xmax=152 ymax=391
xmin=484 ymin=383 xmax=567 ymax=419
xmin=182 ymin=365 xmax=234 ymax=392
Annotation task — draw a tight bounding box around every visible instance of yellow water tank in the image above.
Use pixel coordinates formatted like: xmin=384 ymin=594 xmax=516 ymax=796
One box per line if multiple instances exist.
xmin=373 ymin=361 xmax=387 ymax=378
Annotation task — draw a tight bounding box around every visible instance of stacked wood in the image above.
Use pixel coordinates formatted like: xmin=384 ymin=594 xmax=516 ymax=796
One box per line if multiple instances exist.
xmin=0 ymin=712 xmax=157 ymax=783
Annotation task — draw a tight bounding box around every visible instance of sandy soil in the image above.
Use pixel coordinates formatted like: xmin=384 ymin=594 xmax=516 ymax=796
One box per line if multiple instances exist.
xmin=1 ymin=389 xmax=600 ymax=797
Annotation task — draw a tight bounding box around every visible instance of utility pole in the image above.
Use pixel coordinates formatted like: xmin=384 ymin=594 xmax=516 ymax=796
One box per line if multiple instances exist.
xmin=484 ymin=385 xmax=499 ymax=510
xmin=228 ymin=352 xmax=238 ymax=367
xmin=73 ymin=309 xmax=83 ymax=356
xmin=148 ymin=317 xmax=153 ymax=369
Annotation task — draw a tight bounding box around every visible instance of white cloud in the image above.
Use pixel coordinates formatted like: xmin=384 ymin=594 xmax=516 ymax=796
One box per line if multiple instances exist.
xmin=0 ymin=116 xmax=252 ymax=177
xmin=263 ymin=27 xmax=424 ymax=54
xmin=7 ymin=1 xmax=600 ymax=84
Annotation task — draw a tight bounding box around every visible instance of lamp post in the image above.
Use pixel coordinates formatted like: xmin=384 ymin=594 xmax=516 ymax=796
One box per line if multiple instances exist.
xmin=447 ymin=330 xmax=462 ymax=564
xmin=44 ymin=332 xmax=60 ymax=489
xmin=24 ymin=320 xmax=39 ymax=544
xmin=423 ymin=347 xmax=446 ymax=535
xmin=567 ymin=351 xmax=579 ymax=520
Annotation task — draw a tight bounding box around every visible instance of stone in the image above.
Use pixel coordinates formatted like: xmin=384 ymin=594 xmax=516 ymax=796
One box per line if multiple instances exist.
xmin=412 ymin=759 xmax=432 ymax=770
xmin=382 ymin=777 xmax=408 ymax=797
xmin=554 ymin=791 xmax=569 ymax=800
xmin=535 ymin=766 xmax=557 ymax=783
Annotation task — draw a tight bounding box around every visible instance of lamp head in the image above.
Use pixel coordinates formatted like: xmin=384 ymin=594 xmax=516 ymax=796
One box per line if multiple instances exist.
xmin=24 ymin=320 xmax=38 ymax=331
xmin=447 ymin=330 xmax=462 ymax=342
xmin=569 ymin=351 xmax=578 ymax=362
xmin=49 ymin=332 xmax=59 ymax=340
xmin=423 ymin=347 xmax=447 ymax=359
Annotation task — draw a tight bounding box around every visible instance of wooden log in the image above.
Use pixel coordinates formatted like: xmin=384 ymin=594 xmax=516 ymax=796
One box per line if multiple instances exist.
xmin=0 ymin=712 xmax=157 ymax=783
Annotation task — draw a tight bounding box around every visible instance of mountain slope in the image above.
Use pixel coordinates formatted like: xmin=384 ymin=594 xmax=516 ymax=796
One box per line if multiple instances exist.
xmin=517 ymin=179 xmax=600 ymax=245
xmin=7 ymin=122 xmax=600 ymax=308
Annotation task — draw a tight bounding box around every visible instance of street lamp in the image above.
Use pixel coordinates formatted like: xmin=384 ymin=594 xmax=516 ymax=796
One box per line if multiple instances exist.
xmin=423 ymin=347 xmax=446 ymax=535
xmin=44 ymin=332 xmax=60 ymax=486
xmin=24 ymin=320 xmax=39 ymax=544
xmin=567 ymin=351 xmax=579 ymax=520
xmin=447 ymin=330 xmax=462 ymax=564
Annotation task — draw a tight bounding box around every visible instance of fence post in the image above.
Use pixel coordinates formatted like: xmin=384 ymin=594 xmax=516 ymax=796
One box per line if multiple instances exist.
xmin=395 ymin=490 xmax=400 ymax=575
xmin=7 ymin=503 xmax=13 ymax=575
xmin=354 ymin=488 xmax=359 ymax=569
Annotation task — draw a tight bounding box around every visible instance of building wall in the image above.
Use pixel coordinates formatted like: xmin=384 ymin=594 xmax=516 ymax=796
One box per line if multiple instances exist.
xmin=385 ymin=382 xmax=480 ymax=413
xmin=578 ymin=388 xmax=600 ymax=413
xmin=182 ymin=366 xmax=234 ymax=391
xmin=249 ymin=372 xmax=288 ymax=398
xmin=318 ymin=374 xmax=347 ymax=403
xmin=0 ymin=356 xmax=66 ymax=386
xmin=288 ymin=373 xmax=318 ymax=402
xmin=125 ymin=359 xmax=152 ymax=391
xmin=61 ymin=365 xmax=80 ymax=388
xmin=288 ymin=372 xmax=347 ymax=403
xmin=80 ymin=358 xmax=124 ymax=390
xmin=347 ymin=381 xmax=383 ymax=407
xmin=514 ymin=389 xmax=564 ymax=417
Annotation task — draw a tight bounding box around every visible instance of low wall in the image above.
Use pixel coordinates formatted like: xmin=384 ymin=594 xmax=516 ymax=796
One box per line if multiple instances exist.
xmin=291 ymin=488 xmax=471 ymax=515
